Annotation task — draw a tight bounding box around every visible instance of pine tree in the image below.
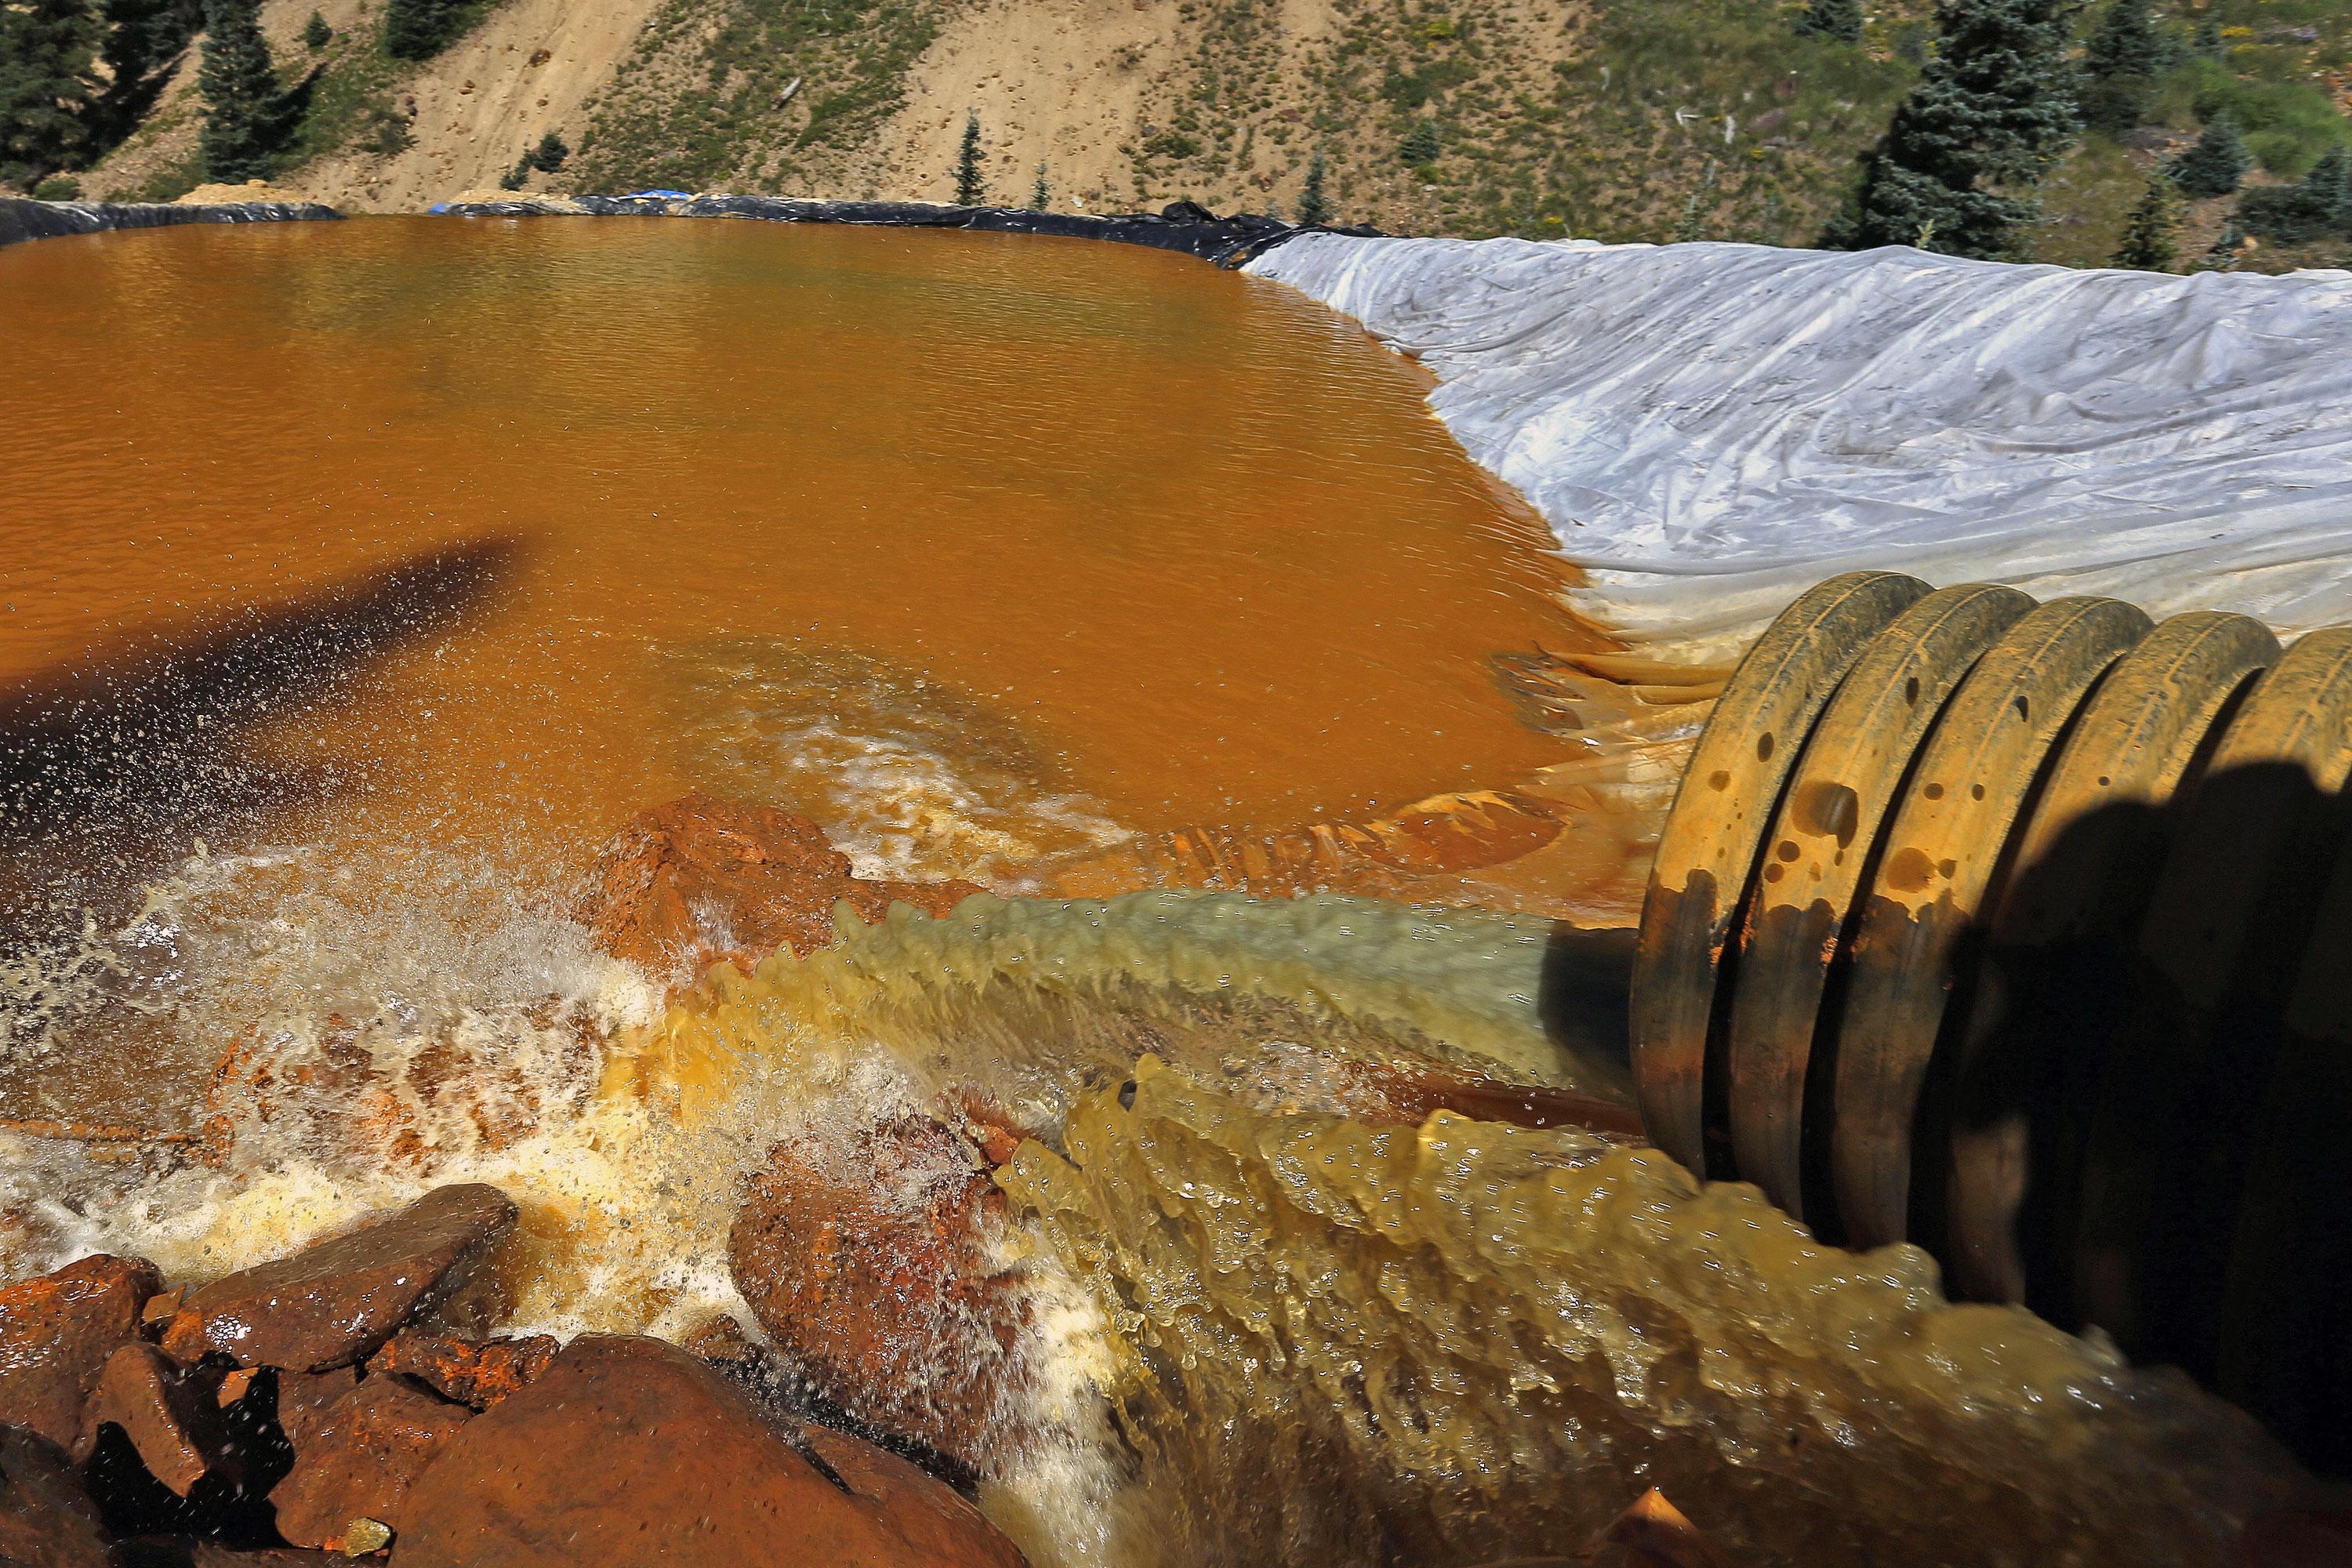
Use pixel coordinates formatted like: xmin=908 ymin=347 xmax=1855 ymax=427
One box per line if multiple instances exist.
xmin=2191 ymin=15 xmax=2220 ymax=57
xmin=100 ymin=0 xmax=204 ymax=104
xmin=1399 ymin=118 xmax=1440 ymax=165
xmin=2238 ymin=146 xmax=2352 ymax=245
xmin=953 ymin=110 xmax=984 ymax=205
xmin=196 ymin=0 xmax=278 ymax=183
xmin=530 ymin=129 xmax=568 ymax=171
xmin=2110 ymin=166 xmax=2180 ymax=269
xmin=1298 ymin=149 xmax=1332 ymax=224
xmin=2169 ymin=114 xmax=2248 ymax=198
xmin=385 ymin=0 xmax=463 ymax=61
xmin=1794 ymin=0 xmax=1864 ymax=44
xmin=0 ymin=0 xmax=103 ymax=188
xmin=1821 ymin=0 xmax=2082 ymax=259
xmin=1029 ymin=160 xmax=1049 ymax=209
xmin=2081 ymin=0 xmax=2162 ymax=135
xmin=302 ymin=9 xmax=330 ymax=48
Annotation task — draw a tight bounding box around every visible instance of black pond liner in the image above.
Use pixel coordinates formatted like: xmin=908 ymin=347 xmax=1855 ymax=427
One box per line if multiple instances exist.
xmin=432 ymin=193 xmax=1383 ymax=269
xmin=0 ymin=198 xmax=340 ymax=250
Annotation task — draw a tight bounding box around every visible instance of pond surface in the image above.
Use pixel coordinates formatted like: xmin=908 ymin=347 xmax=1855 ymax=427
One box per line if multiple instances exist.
xmin=2 ymin=216 xmax=1592 ymax=898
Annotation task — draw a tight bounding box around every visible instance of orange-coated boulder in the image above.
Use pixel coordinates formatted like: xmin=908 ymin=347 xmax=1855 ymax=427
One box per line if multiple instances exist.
xmin=367 ymin=1331 xmax=556 ymax=1410
xmin=158 ymin=1185 xmax=516 ymax=1373
xmin=0 ymin=1253 xmax=159 ymax=1449
xmin=393 ymin=1335 xmax=1025 ymax=1567
xmin=269 ymin=1373 xmax=472 ymax=1552
xmin=579 ymin=793 xmax=982 ymax=986
xmin=727 ymin=1118 xmax=1028 ymax=1469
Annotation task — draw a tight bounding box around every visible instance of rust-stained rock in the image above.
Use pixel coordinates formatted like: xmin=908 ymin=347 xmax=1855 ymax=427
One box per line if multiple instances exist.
xmin=0 ymin=1423 xmax=112 ymax=1568
xmin=74 ymin=1343 xmax=232 ymax=1497
xmin=368 ymin=1332 xmax=557 ymax=1410
xmin=270 ymin=1374 xmax=472 ymax=1552
xmin=274 ymin=1367 xmax=361 ymax=1451
xmin=728 ymin=1118 xmax=1027 ymax=1468
xmin=394 ymin=1335 xmax=1025 ymax=1568
xmin=0 ymin=1253 xmax=161 ymax=1448
xmin=579 ymin=793 xmax=982 ymax=985
xmin=158 ymin=1185 xmax=517 ymax=1372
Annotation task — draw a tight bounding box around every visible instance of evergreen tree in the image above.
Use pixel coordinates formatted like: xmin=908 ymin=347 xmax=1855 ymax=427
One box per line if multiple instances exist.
xmin=1029 ymin=160 xmax=1049 ymax=209
xmin=101 ymin=0 xmax=204 ymax=103
xmin=2169 ymin=113 xmax=2248 ymax=198
xmin=0 ymin=0 xmax=103 ymax=187
xmin=2110 ymin=165 xmax=2180 ymax=268
xmin=1820 ymin=0 xmax=2082 ymax=259
xmin=530 ymin=129 xmax=568 ymax=171
xmin=1794 ymin=0 xmax=1865 ymax=44
xmin=953 ymin=109 xmax=984 ymax=205
xmin=1399 ymin=118 xmax=1440 ymax=164
xmin=2081 ymin=0 xmax=2162 ymax=135
xmin=2191 ymin=15 xmax=2220 ymax=56
xmin=385 ymin=0 xmax=463 ymax=61
xmin=1298 ymin=148 xmax=1332 ymax=224
xmin=302 ymin=9 xmax=330 ymax=48
xmin=2238 ymin=146 xmax=2352 ymax=245
xmin=196 ymin=0 xmax=278 ymax=183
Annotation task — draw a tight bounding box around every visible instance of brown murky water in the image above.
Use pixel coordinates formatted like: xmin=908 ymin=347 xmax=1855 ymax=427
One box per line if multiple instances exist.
xmin=1 ymin=216 xmax=1593 ymax=896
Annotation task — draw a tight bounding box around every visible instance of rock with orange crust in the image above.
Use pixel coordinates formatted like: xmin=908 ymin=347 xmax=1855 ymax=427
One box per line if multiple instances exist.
xmin=0 ymin=1253 xmax=160 ymax=1449
xmin=727 ymin=1117 xmax=1027 ymax=1470
xmin=578 ymin=793 xmax=982 ymax=987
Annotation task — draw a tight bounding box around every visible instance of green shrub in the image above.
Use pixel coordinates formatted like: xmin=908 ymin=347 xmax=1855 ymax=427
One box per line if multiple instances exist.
xmin=2172 ymin=58 xmax=2348 ymax=175
xmin=2238 ymin=144 xmax=2350 ymax=242
xmin=2169 ymin=113 xmax=2248 ymax=196
xmin=31 ymin=172 xmax=82 ymax=198
xmin=1398 ymin=118 xmax=1440 ymax=163
xmin=302 ymin=9 xmax=330 ymax=49
xmin=1793 ymin=0 xmax=1864 ymax=42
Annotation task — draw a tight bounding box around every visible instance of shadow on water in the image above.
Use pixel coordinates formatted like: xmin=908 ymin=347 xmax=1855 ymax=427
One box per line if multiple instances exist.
xmin=0 ymin=538 xmax=519 ymax=955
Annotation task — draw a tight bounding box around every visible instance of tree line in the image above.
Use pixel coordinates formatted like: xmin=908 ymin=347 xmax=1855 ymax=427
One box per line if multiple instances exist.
xmin=1 ymin=0 xmax=481 ymax=194
xmin=1819 ymin=0 xmax=2345 ymax=269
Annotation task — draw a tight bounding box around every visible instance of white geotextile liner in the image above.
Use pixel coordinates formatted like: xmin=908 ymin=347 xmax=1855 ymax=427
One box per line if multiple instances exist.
xmin=1247 ymin=233 xmax=2352 ymax=658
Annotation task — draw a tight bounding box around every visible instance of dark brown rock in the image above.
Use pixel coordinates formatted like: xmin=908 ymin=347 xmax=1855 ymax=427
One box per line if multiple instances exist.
xmin=0 ymin=1423 xmax=112 ymax=1568
xmin=269 ymin=1374 xmax=471 ymax=1552
xmin=158 ymin=1185 xmax=517 ymax=1372
xmin=394 ymin=1335 xmax=1025 ymax=1568
xmin=728 ymin=1117 xmax=1027 ymax=1468
xmin=0 ymin=1253 xmax=161 ymax=1448
xmin=579 ymin=793 xmax=982 ymax=987
xmin=366 ymin=1332 xmax=556 ymax=1410
xmin=272 ymin=1367 xmax=360 ymax=1452
xmin=74 ymin=1343 xmax=234 ymax=1497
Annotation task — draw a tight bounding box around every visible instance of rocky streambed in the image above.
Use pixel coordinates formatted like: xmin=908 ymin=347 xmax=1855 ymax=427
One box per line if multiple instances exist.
xmin=0 ymin=1181 xmax=1026 ymax=1566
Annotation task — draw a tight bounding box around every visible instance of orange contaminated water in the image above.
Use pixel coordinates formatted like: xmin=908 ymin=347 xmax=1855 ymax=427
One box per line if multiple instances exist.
xmin=0 ymin=216 xmax=1600 ymax=1120
xmin=1 ymin=219 xmax=1592 ymax=884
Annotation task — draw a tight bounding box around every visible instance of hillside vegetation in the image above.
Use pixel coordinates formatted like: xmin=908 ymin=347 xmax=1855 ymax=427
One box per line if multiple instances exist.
xmin=4 ymin=0 xmax=2348 ymax=270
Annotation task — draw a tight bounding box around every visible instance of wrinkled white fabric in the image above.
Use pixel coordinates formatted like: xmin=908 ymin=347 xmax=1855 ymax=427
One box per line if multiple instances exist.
xmin=1247 ymin=234 xmax=2352 ymax=656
